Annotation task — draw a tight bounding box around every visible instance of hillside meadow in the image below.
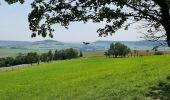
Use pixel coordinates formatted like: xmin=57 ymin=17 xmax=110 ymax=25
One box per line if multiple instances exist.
xmin=0 ymin=55 xmax=170 ymax=99
xmin=0 ymin=47 xmax=170 ymax=58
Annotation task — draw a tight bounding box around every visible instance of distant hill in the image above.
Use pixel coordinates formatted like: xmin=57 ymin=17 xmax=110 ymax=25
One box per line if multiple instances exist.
xmin=0 ymin=40 xmax=31 ymax=48
xmin=33 ymin=40 xmax=64 ymax=45
xmin=93 ymin=40 xmax=158 ymax=46
xmin=92 ymin=40 xmax=169 ymax=50
xmin=0 ymin=40 xmax=168 ymax=51
xmin=93 ymin=40 xmax=113 ymax=44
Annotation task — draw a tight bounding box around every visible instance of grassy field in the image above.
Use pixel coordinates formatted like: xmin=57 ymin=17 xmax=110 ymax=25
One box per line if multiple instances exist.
xmin=0 ymin=47 xmax=170 ymax=58
xmin=0 ymin=48 xmax=105 ymax=58
xmin=0 ymin=55 xmax=170 ymax=100
xmin=83 ymin=51 xmax=105 ymax=57
xmin=0 ymin=48 xmax=52 ymax=57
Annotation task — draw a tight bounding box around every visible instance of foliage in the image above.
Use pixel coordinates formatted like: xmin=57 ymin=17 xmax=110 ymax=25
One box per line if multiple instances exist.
xmin=4 ymin=0 xmax=170 ymax=46
xmin=107 ymin=42 xmax=131 ymax=57
xmin=4 ymin=57 xmax=15 ymax=67
xmin=79 ymin=51 xmax=83 ymax=57
xmin=65 ymin=48 xmax=78 ymax=59
xmin=41 ymin=53 xmax=49 ymax=62
xmin=146 ymin=50 xmax=149 ymax=56
xmin=15 ymin=53 xmax=26 ymax=65
xmin=4 ymin=0 xmax=24 ymax=4
xmin=24 ymin=0 xmax=170 ymax=46
xmin=47 ymin=50 xmax=53 ymax=61
xmin=54 ymin=50 xmax=66 ymax=60
xmin=26 ymin=52 xmax=39 ymax=65
xmin=0 ymin=48 xmax=78 ymax=67
xmin=154 ymin=51 xmax=164 ymax=55
xmin=148 ymin=75 xmax=170 ymax=100
xmin=152 ymin=46 xmax=159 ymax=51
xmin=54 ymin=48 xmax=78 ymax=60
xmin=104 ymin=51 xmax=111 ymax=58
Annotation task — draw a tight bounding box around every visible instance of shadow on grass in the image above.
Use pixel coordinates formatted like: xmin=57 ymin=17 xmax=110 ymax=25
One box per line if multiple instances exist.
xmin=148 ymin=76 xmax=170 ymax=100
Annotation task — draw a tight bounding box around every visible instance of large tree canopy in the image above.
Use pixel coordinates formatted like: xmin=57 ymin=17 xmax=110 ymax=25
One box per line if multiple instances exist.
xmin=4 ymin=0 xmax=170 ymax=46
xmin=4 ymin=0 xmax=24 ymax=4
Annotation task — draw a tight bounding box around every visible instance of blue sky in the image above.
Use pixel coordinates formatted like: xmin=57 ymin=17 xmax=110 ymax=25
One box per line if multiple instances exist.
xmin=0 ymin=0 xmax=142 ymax=42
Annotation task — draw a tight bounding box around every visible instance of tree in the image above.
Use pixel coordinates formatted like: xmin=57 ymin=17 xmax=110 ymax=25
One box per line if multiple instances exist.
xmin=40 ymin=53 xmax=49 ymax=62
xmin=15 ymin=53 xmax=26 ymax=65
xmin=57 ymin=50 xmax=66 ymax=60
xmin=65 ymin=48 xmax=78 ymax=59
xmin=4 ymin=0 xmax=24 ymax=4
xmin=108 ymin=42 xmax=130 ymax=58
xmin=152 ymin=46 xmax=159 ymax=52
xmin=133 ymin=50 xmax=137 ymax=57
xmin=0 ymin=58 xmax=6 ymax=67
xmin=5 ymin=0 xmax=170 ymax=47
xmin=24 ymin=0 xmax=170 ymax=47
xmin=79 ymin=51 xmax=83 ymax=57
xmin=54 ymin=50 xmax=59 ymax=60
xmin=26 ymin=52 xmax=39 ymax=65
xmin=48 ymin=50 xmax=53 ymax=62
xmin=4 ymin=57 xmax=15 ymax=67
xmin=146 ymin=50 xmax=150 ymax=56
xmin=104 ymin=51 xmax=111 ymax=58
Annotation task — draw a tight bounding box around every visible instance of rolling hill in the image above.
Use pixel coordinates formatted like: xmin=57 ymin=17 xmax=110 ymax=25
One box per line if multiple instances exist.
xmin=0 ymin=40 xmax=169 ymax=51
xmin=0 ymin=40 xmax=169 ymax=57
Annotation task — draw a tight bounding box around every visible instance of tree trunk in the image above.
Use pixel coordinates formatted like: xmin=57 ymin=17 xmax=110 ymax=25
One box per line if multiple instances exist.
xmin=159 ymin=1 xmax=170 ymax=47
xmin=164 ymin=25 xmax=170 ymax=47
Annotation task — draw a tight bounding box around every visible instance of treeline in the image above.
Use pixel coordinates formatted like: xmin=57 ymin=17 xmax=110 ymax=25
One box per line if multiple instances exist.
xmin=0 ymin=48 xmax=82 ymax=67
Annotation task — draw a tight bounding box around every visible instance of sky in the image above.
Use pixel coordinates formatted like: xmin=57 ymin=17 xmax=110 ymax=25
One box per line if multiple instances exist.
xmin=0 ymin=0 xmax=142 ymax=42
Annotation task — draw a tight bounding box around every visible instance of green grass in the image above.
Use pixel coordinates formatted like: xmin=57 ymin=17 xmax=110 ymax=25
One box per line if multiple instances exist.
xmin=0 ymin=55 xmax=170 ymax=100
xmin=83 ymin=51 xmax=104 ymax=57
xmin=0 ymin=48 xmax=50 ymax=57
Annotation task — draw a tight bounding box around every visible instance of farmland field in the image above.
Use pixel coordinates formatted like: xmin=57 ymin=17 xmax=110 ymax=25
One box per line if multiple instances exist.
xmin=0 ymin=55 xmax=170 ymax=100
xmin=0 ymin=48 xmax=105 ymax=58
xmin=0 ymin=48 xmax=50 ymax=57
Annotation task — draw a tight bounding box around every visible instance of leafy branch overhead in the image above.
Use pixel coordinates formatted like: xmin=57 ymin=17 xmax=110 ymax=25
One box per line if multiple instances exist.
xmin=4 ymin=0 xmax=24 ymax=4
xmin=4 ymin=0 xmax=170 ymax=47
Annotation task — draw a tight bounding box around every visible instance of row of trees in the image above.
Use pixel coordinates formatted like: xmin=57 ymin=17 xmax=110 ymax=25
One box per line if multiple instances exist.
xmin=0 ymin=48 xmax=81 ymax=67
xmin=105 ymin=42 xmax=131 ymax=58
xmin=104 ymin=42 xmax=164 ymax=58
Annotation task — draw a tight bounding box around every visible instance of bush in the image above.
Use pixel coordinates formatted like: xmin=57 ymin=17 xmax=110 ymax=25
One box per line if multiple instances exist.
xmin=41 ymin=53 xmax=49 ymax=62
xmin=79 ymin=51 xmax=83 ymax=57
xmin=54 ymin=48 xmax=78 ymax=60
xmin=65 ymin=48 xmax=78 ymax=59
xmin=15 ymin=53 xmax=26 ymax=65
xmin=108 ymin=42 xmax=131 ymax=58
xmin=0 ymin=48 xmax=78 ymax=67
xmin=154 ymin=51 xmax=164 ymax=55
xmin=48 ymin=50 xmax=53 ymax=61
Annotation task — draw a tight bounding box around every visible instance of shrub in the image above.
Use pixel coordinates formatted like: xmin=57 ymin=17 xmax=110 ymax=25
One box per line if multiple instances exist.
xmin=65 ymin=48 xmax=78 ymax=59
xmin=41 ymin=53 xmax=49 ymax=62
xmin=48 ymin=50 xmax=53 ymax=62
xmin=108 ymin=42 xmax=131 ymax=58
xmin=0 ymin=48 xmax=78 ymax=67
xmin=79 ymin=51 xmax=83 ymax=57
xmin=54 ymin=48 xmax=78 ymax=60
xmin=154 ymin=51 xmax=164 ymax=55
xmin=26 ymin=52 xmax=39 ymax=65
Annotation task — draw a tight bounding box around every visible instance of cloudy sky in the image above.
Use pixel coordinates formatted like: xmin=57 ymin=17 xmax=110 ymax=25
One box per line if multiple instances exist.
xmin=0 ymin=0 xmax=142 ymax=42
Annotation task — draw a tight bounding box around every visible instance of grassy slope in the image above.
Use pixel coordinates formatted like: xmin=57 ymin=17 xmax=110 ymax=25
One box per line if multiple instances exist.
xmin=0 ymin=56 xmax=170 ymax=100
